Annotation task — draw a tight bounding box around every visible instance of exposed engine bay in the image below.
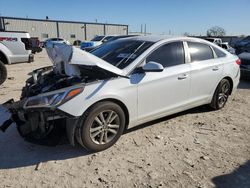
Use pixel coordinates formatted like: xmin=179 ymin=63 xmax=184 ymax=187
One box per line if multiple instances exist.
xmin=0 ymin=43 xmax=121 ymax=145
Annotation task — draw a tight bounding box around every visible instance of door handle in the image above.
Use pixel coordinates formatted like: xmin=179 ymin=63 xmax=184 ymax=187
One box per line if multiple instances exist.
xmin=178 ymin=74 xmax=188 ymax=80
xmin=212 ymin=66 xmax=219 ymax=71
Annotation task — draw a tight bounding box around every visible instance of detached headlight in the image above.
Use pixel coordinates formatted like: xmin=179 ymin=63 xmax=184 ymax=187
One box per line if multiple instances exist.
xmin=24 ymin=87 xmax=83 ymax=109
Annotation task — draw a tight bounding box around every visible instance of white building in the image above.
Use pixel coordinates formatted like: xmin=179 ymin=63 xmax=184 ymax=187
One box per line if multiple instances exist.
xmin=0 ymin=16 xmax=128 ymax=43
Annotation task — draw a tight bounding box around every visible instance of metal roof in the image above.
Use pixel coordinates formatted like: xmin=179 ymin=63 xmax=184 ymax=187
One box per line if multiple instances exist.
xmin=0 ymin=16 xmax=128 ymax=27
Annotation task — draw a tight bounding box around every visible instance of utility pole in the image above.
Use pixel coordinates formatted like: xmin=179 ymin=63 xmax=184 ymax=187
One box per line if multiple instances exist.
xmin=144 ymin=24 xmax=146 ymax=36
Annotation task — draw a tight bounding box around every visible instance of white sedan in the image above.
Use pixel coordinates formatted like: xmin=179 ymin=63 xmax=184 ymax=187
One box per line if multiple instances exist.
xmin=1 ymin=36 xmax=240 ymax=152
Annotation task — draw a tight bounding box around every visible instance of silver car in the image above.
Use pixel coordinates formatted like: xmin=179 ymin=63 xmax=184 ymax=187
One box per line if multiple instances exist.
xmin=1 ymin=36 xmax=240 ymax=152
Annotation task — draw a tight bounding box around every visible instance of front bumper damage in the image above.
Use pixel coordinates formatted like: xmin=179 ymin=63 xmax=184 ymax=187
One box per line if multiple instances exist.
xmin=0 ymin=99 xmax=80 ymax=146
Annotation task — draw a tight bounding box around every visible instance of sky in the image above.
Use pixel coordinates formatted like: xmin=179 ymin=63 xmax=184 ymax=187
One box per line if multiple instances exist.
xmin=0 ymin=0 xmax=250 ymax=36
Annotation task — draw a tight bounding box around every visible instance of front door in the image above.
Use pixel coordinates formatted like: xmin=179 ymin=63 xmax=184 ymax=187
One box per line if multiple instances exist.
xmin=136 ymin=41 xmax=191 ymax=122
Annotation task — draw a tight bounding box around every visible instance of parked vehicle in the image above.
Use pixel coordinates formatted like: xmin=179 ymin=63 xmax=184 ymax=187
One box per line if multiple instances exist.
xmin=205 ymin=38 xmax=223 ymax=46
xmin=80 ymin=35 xmax=114 ymax=50
xmin=73 ymin=40 xmax=82 ymax=46
xmin=84 ymin=35 xmax=138 ymax=52
xmin=30 ymin=37 xmax=42 ymax=53
xmin=235 ymin=36 xmax=250 ymax=55
xmin=238 ymin=52 xmax=250 ymax=80
xmin=42 ymin=38 xmax=70 ymax=47
xmin=0 ymin=31 xmax=34 ymax=85
xmin=0 ymin=36 xmax=240 ymax=152
xmin=221 ymin=42 xmax=235 ymax=54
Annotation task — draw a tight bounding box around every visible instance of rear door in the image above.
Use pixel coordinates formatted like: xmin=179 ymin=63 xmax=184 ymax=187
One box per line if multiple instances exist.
xmin=136 ymin=41 xmax=191 ymax=122
xmin=186 ymin=41 xmax=223 ymax=103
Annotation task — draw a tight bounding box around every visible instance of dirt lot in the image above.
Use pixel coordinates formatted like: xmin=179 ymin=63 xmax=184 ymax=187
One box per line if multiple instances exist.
xmin=0 ymin=50 xmax=249 ymax=188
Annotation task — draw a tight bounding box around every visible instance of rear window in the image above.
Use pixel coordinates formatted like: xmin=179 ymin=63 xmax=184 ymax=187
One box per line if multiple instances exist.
xmin=92 ymin=40 xmax=153 ymax=69
xmin=188 ymin=42 xmax=214 ymax=62
xmin=212 ymin=46 xmax=227 ymax=58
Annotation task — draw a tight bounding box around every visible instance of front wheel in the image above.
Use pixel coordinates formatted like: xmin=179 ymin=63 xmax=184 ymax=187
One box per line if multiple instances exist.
xmin=210 ymin=79 xmax=231 ymax=110
xmin=78 ymin=101 xmax=126 ymax=152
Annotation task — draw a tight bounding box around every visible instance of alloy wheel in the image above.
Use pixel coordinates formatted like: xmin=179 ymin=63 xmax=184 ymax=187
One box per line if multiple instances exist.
xmin=90 ymin=110 xmax=120 ymax=145
xmin=218 ymin=81 xmax=230 ymax=108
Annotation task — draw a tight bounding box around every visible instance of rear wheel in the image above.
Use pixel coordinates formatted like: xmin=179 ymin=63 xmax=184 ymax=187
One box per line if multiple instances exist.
xmin=0 ymin=60 xmax=7 ymax=85
xmin=78 ymin=101 xmax=126 ymax=152
xmin=210 ymin=79 xmax=231 ymax=110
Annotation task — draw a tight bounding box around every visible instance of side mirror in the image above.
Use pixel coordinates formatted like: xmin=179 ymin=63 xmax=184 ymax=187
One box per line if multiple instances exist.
xmin=142 ymin=61 xmax=164 ymax=72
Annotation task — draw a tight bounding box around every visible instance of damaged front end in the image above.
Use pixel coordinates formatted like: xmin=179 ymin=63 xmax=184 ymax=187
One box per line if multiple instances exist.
xmin=0 ymin=43 xmax=123 ymax=146
xmin=1 ymin=65 xmax=85 ymax=145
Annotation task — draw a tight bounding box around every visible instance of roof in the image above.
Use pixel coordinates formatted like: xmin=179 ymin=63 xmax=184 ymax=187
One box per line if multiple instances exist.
xmin=127 ymin=35 xmax=173 ymax=42
xmin=124 ymin=35 xmax=204 ymax=43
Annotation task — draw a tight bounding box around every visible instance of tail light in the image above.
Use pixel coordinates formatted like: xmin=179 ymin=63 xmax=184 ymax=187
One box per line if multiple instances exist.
xmin=236 ymin=59 xmax=241 ymax=65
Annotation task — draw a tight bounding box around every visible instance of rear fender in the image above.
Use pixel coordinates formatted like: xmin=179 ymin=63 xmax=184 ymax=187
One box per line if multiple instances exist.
xmin=0 ymin=43 xmax=11 ymax=64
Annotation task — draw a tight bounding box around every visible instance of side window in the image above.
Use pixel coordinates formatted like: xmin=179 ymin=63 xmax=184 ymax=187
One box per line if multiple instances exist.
xmin=146 ymin=42 xmax=185 ymax=68
xmin=187 ymin=42 xmax=214 ymax=62
xmin=212 ymin=46 xmax=227 ymax=58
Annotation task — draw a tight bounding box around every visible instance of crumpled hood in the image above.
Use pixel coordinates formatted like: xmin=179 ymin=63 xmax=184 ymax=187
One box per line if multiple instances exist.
xmin=45 ymin=42 xmax=124 ymax=77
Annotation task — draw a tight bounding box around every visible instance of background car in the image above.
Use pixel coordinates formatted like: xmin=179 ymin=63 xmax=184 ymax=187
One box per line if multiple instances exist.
xmin=0 ymin=31 xmax=34 ymax=85
xmin=42 ymin=38 xmax=70 ymax=47
xmin=205 ymin=37 xmax=222 ymax=46
xmin=83 ymin=35 xmax=138 ymax=52
xmin=30 ymin=37 xmax=42 ymax=53
xmin=235 ymin=36 xmax=250 ymax=54
xmin=238 ymin=52 xmax=250 ymax=80
xmin=221 ymin=42 xmax=235 ymax=54
xmin=80 ymin=35 xmax=114 ymax=50
xmin=73 ymin=40 xmax=82 ymax=46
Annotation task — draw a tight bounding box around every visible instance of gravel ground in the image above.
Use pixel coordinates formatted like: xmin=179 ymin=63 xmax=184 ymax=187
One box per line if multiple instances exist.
xmin=0 ymin=50 xmax=249 ymax=188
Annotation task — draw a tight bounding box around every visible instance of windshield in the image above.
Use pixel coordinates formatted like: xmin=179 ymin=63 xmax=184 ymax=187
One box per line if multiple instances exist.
xmin=91 ymin=40 xmax=153 ymax=69
xmin=91 ymin=36 xmax=105 ymax=41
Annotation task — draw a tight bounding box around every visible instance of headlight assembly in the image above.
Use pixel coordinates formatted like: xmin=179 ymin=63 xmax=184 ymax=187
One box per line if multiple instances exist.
xmin=24 ymin=87 xmax=83 ymax=109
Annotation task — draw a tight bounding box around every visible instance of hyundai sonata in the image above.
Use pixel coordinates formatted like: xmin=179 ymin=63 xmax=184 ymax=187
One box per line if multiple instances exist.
xmin=0 ymin=36 xmax=240 ymax=151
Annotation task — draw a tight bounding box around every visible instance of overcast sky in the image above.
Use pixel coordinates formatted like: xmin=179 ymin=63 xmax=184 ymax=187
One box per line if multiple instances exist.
xmin=1 ymin=0 xmax=249 ymax=36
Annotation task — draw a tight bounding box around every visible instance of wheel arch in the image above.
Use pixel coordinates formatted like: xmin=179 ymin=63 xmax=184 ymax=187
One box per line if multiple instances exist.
xmin=223 ymin=76 xmax=233 ymax=95
xmin=69 ymin=98 xmax=130 ymax=147
xmin=0 ymin=50 xmax=9 ymax=64
xmin=87 ymin=98 xmax=130 ymax=131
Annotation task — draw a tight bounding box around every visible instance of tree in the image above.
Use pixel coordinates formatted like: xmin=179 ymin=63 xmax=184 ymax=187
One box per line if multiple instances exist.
xmin=207 ymin=26 xmax=226 ymax=37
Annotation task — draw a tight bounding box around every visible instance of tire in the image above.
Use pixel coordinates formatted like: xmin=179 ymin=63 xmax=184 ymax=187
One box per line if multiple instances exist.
xmin=0 ymin=60 xmax=7 ymax=85
xmin=210 ymin=79 xmax=231 ymax=110
xmin=78 ymin=101 xmax=126 ymax=152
